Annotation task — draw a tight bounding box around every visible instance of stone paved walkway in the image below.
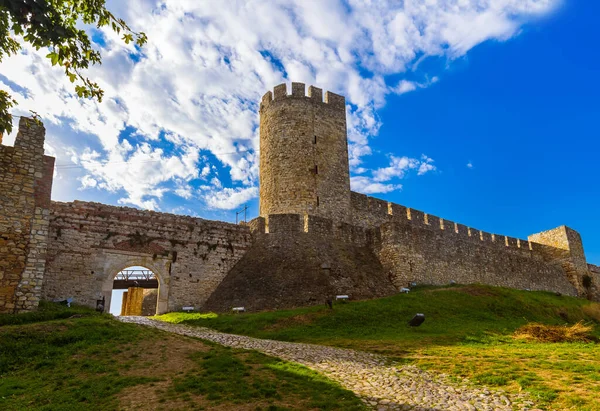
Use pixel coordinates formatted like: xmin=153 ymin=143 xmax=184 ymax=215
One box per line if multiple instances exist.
xmin=118 ymin=316 xmax=537 ymax=411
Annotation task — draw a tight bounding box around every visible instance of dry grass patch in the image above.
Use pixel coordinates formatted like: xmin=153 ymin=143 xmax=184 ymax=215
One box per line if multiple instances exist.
xmin=583 ymin=303 xmax=600 ymax=322
xmin=424 ymin=285 xmax=499 ymax=297
xmin=514 ymin=321 xmax=595 ymax=343
xmin=265 ymin=311 xmax=326 ymax=331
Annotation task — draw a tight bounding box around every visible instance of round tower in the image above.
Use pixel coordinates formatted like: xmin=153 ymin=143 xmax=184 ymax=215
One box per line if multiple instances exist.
xmin=259 ymin=82 xmax=351 ymax=223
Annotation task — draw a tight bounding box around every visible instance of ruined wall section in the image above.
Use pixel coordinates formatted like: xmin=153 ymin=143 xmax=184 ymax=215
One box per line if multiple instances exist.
xmin=44 ymin=201 xmax=252 ymax=311
xmin=350 ymin=192 xmax=580 ymax=296
xmin=528 ymin=226 xmax=591 ymax=296
xmin=0 ymin=118 xmax=54 ymax=313
xmin=203 ymin=213 xmax=396 ymax=312
xmin=587 ymin=264 xmax=600 ymax=301
xmin=259 ymin=83 xmax=351 ymax=223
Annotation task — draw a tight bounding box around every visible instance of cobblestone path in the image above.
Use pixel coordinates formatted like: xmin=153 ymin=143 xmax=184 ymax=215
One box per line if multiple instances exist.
xmin=118 ymin=316 xmax=537 ymax=411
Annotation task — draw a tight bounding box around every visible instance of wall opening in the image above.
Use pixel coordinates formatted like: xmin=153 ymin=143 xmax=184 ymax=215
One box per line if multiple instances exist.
xmin=109 ymin=266 xmax=159 ymax=316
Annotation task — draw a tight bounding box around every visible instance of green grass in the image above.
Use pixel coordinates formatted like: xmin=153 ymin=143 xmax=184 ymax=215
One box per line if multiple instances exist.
xmin=0 ymin=300 xmax=96 ymax=326
xmin=156 ymin=284 xmax=600 ymax=410
xmin=0 ymin=302 xmax=365 ymax=410
xmin=165 ymin=345 xmax=364 ymax=410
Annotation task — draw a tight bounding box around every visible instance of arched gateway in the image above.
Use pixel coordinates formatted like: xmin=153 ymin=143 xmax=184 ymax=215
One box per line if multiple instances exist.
xmin=40 ymin=201 xmax=252 ymax=313
xmin=99 ymin=253 xmax=170 ymax=315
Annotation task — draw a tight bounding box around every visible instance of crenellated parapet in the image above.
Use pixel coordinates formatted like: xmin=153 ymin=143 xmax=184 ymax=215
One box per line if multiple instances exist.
xmin=260 ymin=82 xmax=345 ymax=111
xmin=250 ymin=213 xmax=373 ymax=248
xmin=351 ymin=191 xmax=535 ymax=255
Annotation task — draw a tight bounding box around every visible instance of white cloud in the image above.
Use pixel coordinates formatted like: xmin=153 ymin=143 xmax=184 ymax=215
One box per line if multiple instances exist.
xmin=351 ymin=176 xmax=402 ymax=194
xmin=205 ymin=186 xmax=258 ymax=210
xmin=395 ymin=80 xmax=418 ymax=94
xmin=373 ymin=155 xmax=420 ymax=182
xmin=79 ymin=175 xmax=98 ymax=189
xmin=0 ymin=0 xmax=559 ymax=211
xmin=417 ymin=155 xmax=437 ymax=175
xmin=351 ymin=153 xmax=436 ymax=195
xmin=467 ymin=161 xmax=474 ymax=168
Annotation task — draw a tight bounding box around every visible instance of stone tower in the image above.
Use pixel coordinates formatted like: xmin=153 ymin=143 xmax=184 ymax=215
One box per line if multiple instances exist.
xmin=259 ymin=82 xmax=351 ymax=223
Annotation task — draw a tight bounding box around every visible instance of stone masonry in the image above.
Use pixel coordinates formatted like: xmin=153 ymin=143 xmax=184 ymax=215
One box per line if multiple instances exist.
xmin=0 ymin=84 xmax=597 ymax=314
xmin=44 ymin=200 xmax=252 ymax=313
xmin=260 ymin=82 xmax=352 ymax=224
xmin=0 ymin=118 xmax=54 ymax=313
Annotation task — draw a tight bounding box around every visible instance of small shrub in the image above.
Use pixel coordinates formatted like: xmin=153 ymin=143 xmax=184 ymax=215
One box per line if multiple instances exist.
xmin=583 ymin=303 xmax=600 ymax=323
xmin=514 ymin=321 xmax=594 ymax=343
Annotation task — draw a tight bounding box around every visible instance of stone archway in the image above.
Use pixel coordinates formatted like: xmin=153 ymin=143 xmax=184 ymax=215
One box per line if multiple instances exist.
xmin=92 ymin=250 xmax=172 ymax=315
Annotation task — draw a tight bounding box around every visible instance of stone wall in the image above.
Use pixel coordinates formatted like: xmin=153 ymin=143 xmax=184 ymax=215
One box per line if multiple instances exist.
xmin=0 ymin=118 xmax=54 ymax=313
xmin=141 ymin=289 xmax=158 ymax=316
xmin=350 ymin=191 xmax=596 ymax=298
xmin=528 ymin=226 xmax=590 ymax=295
xmin=376 ymin=221 xmax=576 ymax=295
xmin=204 ymin=214 xmax=396 ymax=312
xmin=43 ymin=201 xmax=252 ymax=313
xmin=259 ymin=82 xmax=351 ymax=223
xmin=588 ymin=264 xmax=600 ymax=301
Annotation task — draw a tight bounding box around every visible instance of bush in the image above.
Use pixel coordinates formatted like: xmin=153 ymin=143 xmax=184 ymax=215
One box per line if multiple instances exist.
xmin=514 ymin=321 xmax=594 ymax=343
xmin=583 ymin=303 xmax=600 ymax=323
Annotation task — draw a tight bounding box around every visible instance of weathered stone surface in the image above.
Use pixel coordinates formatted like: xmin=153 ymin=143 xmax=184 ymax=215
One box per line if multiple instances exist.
xmin=259 ymin=83 xmax=351 ymax=223
xmin=0 ymin=118 xmax=53 ymax=313
xmin=44 ymin=201 xmax=252 ymax=314
xmin=0 ymin=84 xmax=597 ymax=314
xmin=203 ymin=228 xmax=396 ymax=312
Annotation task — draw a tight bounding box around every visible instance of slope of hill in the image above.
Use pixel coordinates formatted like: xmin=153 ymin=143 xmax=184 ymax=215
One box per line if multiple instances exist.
xmin=0 ymin=302 xmax=364 ymax=410
xmin=158 ymin=285 xmax=600 ymax=410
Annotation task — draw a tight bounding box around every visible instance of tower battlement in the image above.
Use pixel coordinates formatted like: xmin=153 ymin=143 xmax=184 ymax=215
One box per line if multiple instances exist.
xmin=260 ymin=82 xmax=345 ymax=111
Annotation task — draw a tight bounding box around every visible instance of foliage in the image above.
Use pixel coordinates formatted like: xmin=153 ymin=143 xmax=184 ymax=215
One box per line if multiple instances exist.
xmin=156 ymin=284 xmax=600 ymax=410
xmin=0 ymin=0 xmax=147 ymax=134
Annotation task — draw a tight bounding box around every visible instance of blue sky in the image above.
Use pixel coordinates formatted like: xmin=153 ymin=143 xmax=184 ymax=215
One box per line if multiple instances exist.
xmin=1 ymin=1 xmax=598 ymax=263
xmin=377 ymin=0 xmax=600 ymax=264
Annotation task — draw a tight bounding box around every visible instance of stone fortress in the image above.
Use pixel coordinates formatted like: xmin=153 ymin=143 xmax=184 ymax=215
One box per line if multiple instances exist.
xmin=1 ymin=82 xmax=598 ymax=315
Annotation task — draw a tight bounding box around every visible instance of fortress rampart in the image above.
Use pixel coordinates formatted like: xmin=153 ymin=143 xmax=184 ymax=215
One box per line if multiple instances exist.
xmin=0 ymin=82 xmax=598 ymax=314
xmin=240 ymin=212 xmax=580 ymax=298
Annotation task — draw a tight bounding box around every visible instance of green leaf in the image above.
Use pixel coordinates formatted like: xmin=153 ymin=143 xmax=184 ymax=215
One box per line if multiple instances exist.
xmin=49 ymin=52 xmax=59 ymax=66
xmin=1 ymin=0 xmax=146 ymax=113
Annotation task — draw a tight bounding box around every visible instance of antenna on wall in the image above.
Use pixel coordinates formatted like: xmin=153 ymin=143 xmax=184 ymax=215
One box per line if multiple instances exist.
xmin=236 ymin=204 xmax=248 ymax=224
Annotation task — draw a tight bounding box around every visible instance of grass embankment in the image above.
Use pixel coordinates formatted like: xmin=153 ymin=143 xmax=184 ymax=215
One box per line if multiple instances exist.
xmin=0 ymin=302 xmax=365 ymax=410
xmin=156 ymin=285 xmax=600 ymax=410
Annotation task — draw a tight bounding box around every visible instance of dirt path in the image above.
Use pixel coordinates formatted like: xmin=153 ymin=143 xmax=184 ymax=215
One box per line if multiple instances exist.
xmin=118 ymin=316 xmax=537 ymax=411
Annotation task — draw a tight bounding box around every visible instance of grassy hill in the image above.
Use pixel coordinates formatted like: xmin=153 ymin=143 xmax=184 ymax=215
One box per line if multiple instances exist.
xmin=156 ymin=284 xmax=600 ymax=410
xmin=0 ymin=302 xmax=364 ymax=410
